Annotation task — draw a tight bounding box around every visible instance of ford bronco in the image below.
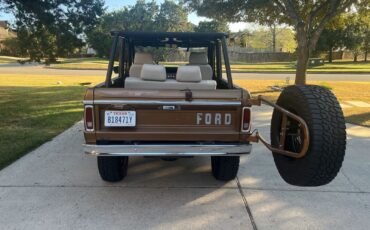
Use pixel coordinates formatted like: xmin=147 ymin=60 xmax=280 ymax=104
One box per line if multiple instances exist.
xmin=83 ymin=31 xmax=346 ymax=186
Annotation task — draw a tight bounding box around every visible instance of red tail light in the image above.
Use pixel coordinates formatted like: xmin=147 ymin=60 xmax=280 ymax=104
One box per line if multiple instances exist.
xmin=84 ymin=105 xmax=94 ymax=131
xmin=241 ymin=107 xmax=251 ymax=132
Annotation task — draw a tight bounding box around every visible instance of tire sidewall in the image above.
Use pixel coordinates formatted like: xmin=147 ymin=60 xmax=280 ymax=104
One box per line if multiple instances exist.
xmin=270 ymin=85 xmax=346 ymax=186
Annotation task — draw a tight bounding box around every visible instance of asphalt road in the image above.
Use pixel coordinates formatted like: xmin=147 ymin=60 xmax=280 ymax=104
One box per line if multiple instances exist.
xmin=0 ymin=106 xmax=369 ymax=230
xmin=1 ymin=64 xmax=370 ymax=81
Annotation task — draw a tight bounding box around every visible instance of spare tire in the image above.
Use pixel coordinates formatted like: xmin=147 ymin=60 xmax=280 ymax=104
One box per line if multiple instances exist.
xmin=271 ymin=85 xmax=346 ymax=186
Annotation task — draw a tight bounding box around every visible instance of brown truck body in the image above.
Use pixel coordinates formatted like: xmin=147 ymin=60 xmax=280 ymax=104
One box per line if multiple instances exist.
xmin=83 ymin=87 xmax=252 ymax=156
xmin=83 ymin=31 xmax=252 ymax=156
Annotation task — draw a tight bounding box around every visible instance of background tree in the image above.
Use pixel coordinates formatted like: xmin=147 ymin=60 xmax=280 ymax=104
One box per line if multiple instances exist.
xmin=87 ymin=0 xmax=193 ymax=58
xmin=87 ymin=1 xmax=159 ymax=57
xmin=315 ymin=14 xmax=347 ymax=62
xmin=248 ymin=29 xmax=272 ymax=51
xmin=185 ymin=0 xmax=360 ymax=84
xmin=232 ymin=27 xmax=296 ymax=52
xmin=356 ymin=0 xmax=369 ymax=61
xmin=343 ymin=13 xmax=368 ymax=62
xmin=0 ymin=38 xmax=22 ymax=57
xmin=195 ymin=20 xmax=229 ymax=33
xmin=0 ymin=0 xmax=104 ymax=62
xmin=276 ymin=28 xmax=297 ymax=52
xmin=239 ymin=31 xmax=251 ymax=47
xmin=156 ymin=0 xmax=193 ymax=32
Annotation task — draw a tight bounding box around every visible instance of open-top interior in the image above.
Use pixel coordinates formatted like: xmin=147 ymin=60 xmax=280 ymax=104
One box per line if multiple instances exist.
xmin=105 ymin=31 xmax=234 ymax=90
xmin=125 ymin=52 xmax=217 ymax=90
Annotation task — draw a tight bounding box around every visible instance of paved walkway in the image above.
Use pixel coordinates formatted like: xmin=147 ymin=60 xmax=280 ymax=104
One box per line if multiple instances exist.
xmin=0 ymin=106 xmax=369 ymax=229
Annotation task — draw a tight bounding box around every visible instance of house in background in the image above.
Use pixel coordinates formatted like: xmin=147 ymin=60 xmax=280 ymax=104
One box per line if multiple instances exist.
xmin=0 ymin=20 xmax=16 ymax=48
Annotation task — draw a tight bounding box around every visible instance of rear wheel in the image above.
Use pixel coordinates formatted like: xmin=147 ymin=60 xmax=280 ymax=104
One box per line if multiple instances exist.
xmin=97 ymin=156 xmax=129 ymax=182
xmin=271 ymin=85 xmax=346 ymax=186
xmin=211 ymin=156 xmax=240 ymax=181
xmin=161 ymin=157 xmax=178 ymax=161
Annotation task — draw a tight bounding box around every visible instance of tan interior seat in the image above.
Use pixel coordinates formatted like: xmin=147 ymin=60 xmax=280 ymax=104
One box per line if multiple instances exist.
xmin=187 ymin=52 xmax=213 ymax=80
xmin=125 ymin=78 xmax=216 ymax=90
xmin=140 ymin=64 xmax=167 ymax=81
xmin=125 ymin=65 xmax=216 ymax=90
xmin=176 ymin=66 xmax=202 ymax=82
xmin=129 ymin=52 xmax=154 ymax=77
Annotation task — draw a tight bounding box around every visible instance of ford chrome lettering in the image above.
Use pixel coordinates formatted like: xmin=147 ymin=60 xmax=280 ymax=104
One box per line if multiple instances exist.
xmin=196 ymin=113 xmax=232 ymax=125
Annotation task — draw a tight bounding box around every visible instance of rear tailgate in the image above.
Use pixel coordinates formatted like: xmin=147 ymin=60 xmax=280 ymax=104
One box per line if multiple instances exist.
xmin=86 ymin=88 xmax=244 ymax=142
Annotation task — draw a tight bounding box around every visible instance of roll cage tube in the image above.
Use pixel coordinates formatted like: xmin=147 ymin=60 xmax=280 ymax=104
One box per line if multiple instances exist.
xmin=215 ymin=40 xmax=222 ymax=81
xmin=118 ymin=37 xmax=125 ymax=86
xmin=105 ymin=33 xmax=234 ymax=89
xmin=221 ymin=37 xmax=233 ymax=89
xmin=105 ymin=34 xmax=119 ymax=87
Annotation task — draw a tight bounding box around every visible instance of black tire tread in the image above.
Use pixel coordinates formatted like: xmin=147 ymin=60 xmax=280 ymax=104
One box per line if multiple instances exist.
xmin=97 ymin=156 xmax=128 ymax=182
xmin=211 ymin=156 xmax=240 ymax=181
xmin=271 ymin=85 xmax=346 ymax=186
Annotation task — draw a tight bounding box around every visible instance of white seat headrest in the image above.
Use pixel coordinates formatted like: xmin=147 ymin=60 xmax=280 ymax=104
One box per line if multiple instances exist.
xmin=134 ymin=52 xmax=154 ymax=64
xmin=141 ymin=64 xmax=166 ymax=81
xmin=189 ymin=52 xmax=208 ymax=64
xmin=176 ymin=66 xmax=202 ymax=82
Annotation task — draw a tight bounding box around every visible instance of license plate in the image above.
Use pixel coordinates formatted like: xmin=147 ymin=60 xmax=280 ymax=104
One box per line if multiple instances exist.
xmin=104 ymin=111 xmax=136 ymax=127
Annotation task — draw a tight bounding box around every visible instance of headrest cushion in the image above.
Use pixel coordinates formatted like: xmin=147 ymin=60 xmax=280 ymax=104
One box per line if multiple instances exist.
xmin=134 ymin=52 xmax=154 ymax=64
xmin=176 ymin=66 xmax=202 ymax=82
xmin=140 ymin=64 xmax=166 ymax=81
xmin=189 ymin=52 xmax=208 ymax=64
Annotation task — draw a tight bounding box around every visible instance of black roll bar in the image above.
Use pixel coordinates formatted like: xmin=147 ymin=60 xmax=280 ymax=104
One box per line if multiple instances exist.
xmin=118 ymin=37 xmax=124 ymax=79
xmin=221 ymin=37 xmax=233 ymax=89
xmin=215 ymin=40 xmax=222 ymax=81
xmin=105 ymin=34 xmax=119 ymax=87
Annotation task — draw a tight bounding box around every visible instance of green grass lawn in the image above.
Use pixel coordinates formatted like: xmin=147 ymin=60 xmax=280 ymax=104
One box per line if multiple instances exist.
xmin=48 ymin=57 xmax=370 ymax=73
xmin=0 ymin=56 xmax=27 ymax=64
xmin=0 ymin=74 xmax=104 ymax=169
xmin=230 ymin=61 xmax=370 ymax=73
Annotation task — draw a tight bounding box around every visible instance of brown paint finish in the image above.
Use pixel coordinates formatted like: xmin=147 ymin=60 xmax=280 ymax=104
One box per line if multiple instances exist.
xmin=95 ymin=132 xmax=241 ymax=142
xmin=93 ymin=88 xmax=243 ymax=101
xmin=84 ymin=88 xmax=94 ymax=100
xmin=84 ymin=132 xmax=96 ymax=144
xmin=84 ymin=88 xmax=251 ymax=143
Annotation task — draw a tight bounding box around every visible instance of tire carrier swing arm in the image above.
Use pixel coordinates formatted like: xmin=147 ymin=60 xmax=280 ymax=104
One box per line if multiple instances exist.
xmin=247 ymin=95 xmax=310 ymax=159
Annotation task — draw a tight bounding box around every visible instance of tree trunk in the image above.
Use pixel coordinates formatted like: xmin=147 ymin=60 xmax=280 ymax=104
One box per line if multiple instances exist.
xmin=295 ymin=25 xmax=309 ymax=85
xmin=365 ymin=49 xmax=368 ymax=62
xmin=328 ymin=48 xmax=333 ymax=63
xmin=272 ymin=24 xmax=276 ymax=53
xmin=353 ymin=53 xmax=358 ymax=62
xmin=296 ymin=47 xmax=309 ymax=85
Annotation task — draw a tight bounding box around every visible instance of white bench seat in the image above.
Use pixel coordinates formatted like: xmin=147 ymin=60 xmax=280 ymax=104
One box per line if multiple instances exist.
xmin=125 ymin=77 xmax=216 ymax=90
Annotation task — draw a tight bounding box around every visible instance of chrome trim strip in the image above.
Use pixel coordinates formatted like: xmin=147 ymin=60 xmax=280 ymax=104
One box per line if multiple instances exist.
xmin=83 ymin=100 xmax=241 ymax=106
xmin=84 ymin=144 xmax=252 ymax=156
xmin=83 ymin=100 xmax=93 ymax=104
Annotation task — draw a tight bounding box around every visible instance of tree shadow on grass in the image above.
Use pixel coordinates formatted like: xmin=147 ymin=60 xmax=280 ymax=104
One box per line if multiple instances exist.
xmin=0 ymin=85 xmax=87 ymax=169
xmin=346 ymin=111 xmax=370 ymax=127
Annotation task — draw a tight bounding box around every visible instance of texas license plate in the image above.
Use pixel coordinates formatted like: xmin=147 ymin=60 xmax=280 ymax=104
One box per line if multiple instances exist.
xmin=104 ymin=111 xmax=136 ymax=127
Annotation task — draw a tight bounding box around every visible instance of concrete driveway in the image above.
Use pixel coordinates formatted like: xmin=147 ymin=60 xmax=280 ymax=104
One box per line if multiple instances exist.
xmin=0 ymin=106 xmax=369 ymax=230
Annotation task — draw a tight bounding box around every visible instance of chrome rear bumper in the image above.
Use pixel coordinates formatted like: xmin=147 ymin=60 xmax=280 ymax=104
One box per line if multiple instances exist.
xmin=84 ymin=143 xmax=252 ymax=156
